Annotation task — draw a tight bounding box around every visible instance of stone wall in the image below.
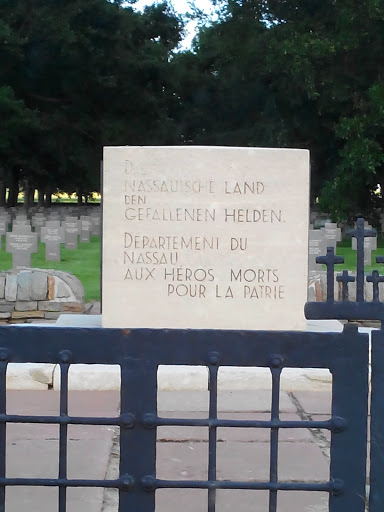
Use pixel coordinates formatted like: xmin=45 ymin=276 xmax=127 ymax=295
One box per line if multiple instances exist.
xmin=0 ymin=269 xmax=84 ymax=322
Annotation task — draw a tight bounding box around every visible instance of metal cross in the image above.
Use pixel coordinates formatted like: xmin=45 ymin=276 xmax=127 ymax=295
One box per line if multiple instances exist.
xmin=336 ymin=271 xmax=355 ymax=301
xmin=348 ymin=218 xmax=376 ymax=302
xmin=316 ymin=247 xmax=344 ymax=301
xmin=366 ymin=270 xmax=384 ymax=302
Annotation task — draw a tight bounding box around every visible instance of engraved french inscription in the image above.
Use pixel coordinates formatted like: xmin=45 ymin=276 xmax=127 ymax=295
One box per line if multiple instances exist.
xmin=102 ymin=146 xmax=309 ymax=330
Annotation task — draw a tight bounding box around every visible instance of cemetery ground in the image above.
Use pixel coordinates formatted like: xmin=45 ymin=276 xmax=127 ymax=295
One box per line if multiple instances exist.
xmin=336 ymin=236 xmax=384 ymax=271
xmin=0 ymin=235 xmax=101 ymax=302
xmin=6 ymin=387 xmax=334 ymax=512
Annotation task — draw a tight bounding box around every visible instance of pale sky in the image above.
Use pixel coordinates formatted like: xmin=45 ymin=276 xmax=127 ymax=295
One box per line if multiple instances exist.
xmin=130 ymin=0 xmax=215 ymax=49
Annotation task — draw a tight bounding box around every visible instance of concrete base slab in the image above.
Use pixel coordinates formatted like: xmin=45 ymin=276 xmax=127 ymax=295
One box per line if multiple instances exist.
xmin=0 ymin=388 xmax=335 ymax=512
xmin=6 ymin=363 xmax=55 ymax=390
xmin=4 ymin=391 xmax=119 ymax=512
xmin=53 ymin=364 xmax=121 ymax=391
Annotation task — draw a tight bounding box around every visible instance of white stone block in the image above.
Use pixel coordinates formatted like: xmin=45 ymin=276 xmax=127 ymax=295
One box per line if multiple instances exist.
xmin=158 ymin=365 xmax=208 ymax=390
xmin=53 ymin=364 xmax=120 ymax=391
xmin=6 ymin=363 xmax=55 ymax=390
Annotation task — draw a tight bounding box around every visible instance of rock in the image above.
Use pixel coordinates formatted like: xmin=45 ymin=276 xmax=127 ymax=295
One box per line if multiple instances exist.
xmin=56 ymin=279 xmax=71 ymax=299
xmin=55 ymin=271 xmax=84 ymax=301
xmin=38 ymin=301 xmax=63 ymax=312
xmin=0 ymin=303 xmax=15 ymax=313
xmin=31 ymin=271 xmax=48 ymax=300
xmin=0 ymin=276 xmax=5 ymax=299
xmin=17 ymin=271 xmax=32 ymax=301
xmin=0 ymin=269 xmax=84 ymax=322
xmin=63 ymin=302 xmax=84 ymax=313
xmin=5 ymin=275 xmax=17 ymax=301
xmin=15 ymin=301 xmax=38 ymax=311
xmin=11 ymin=310 xmax=45 ymax=319
xmin=47 ymin=275 xmax=55 ymax=300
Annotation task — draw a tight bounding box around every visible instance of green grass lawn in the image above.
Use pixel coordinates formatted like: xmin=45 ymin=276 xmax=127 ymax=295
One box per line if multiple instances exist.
xmin=0 ymin=236 xmax=101 ymax=302
xmin=335 ymin=236 xmax=384 ymax=272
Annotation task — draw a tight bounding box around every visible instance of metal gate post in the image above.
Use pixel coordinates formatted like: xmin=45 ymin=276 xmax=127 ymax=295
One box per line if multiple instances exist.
xmin=329 ymin=326 xmax=369 ymax=512
xmin=119 ymin=354 xmax=157 ymax=512
xmin=369 ymin=330 xmax=384 ymax=512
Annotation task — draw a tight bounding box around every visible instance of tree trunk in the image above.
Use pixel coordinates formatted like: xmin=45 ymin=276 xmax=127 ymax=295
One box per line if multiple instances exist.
xmin=45 ymin=193 xmax=52 ymax=208
xmin=28 ymin=187 xmax=35 ymax=208
xmin=23 ymin=180 xmax=33 ymax=211
xmin=0 ymin=182 xmax=5 ymax=207
xmin=37 ymin=189 xmax=45 ymax=207
xmin=7 ymin=169 xmax=19 ymax=207
xmin=0 ymin=169 xmax=6 ymax=207
xmin=77 ymin=189 xmax=83 ymax=205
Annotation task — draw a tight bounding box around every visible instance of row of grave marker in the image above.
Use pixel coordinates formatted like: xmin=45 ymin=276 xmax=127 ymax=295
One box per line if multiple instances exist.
xmin=309 ymin=221 xmax=378 ymax=271
xmin=0 ymin=215 xmax=101 ymax=268
xmin=0 ymin=213 xmax=101 ymax=237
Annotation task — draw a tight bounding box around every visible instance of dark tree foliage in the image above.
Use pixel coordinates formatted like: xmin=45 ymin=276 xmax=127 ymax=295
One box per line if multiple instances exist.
xmin=0 ymin=0 xmax=183 ymax=200
xmin=1 ymin=0 xmax=383 ymax=219
xmin=171 ymin=0 xmax=384 ymax=220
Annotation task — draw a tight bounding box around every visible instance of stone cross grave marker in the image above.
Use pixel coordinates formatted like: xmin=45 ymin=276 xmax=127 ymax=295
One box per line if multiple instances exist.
xmin=308 ymin=230 xmax=328 ymax=272
xmin=48 ymin=211 xmax=61 ymax=221
xmin=102 ymin=146 xmax=310 ymax=330
xmin=41 ymin=221 xmax=65 ymax=261
xmin=352 ymin=224 xmax=377 ymax=265
xmin=321 ymin=222 xmax=341 ymax=251
xmin=31 ymin=213 xmax=46 ymax=237
xmin=13 ymin=216 xmax=30 ymax=227
xmin=6 ymin=225 xmax=38 ymax=268
xmin=80 ymin=216 xmax=91 ymax=242
xmin=62 ymin=217 xmax=79 ymax=250
xmin=90 ymin=212 xmax=101 ymax=236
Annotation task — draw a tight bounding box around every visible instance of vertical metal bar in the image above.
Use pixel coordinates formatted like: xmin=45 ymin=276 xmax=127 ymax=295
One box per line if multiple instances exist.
xmin=269 ymin=365 xmax=281 ymax=512
xmin=329 ymin=328 xmax=368 ymax=512
xmin=0 ymin=360 xmax=7 ymax=512
xmin=369 ymin=330 xmax=384 ymax=512
xmin=355 ymin=221 xmax=365 ymax=302
xmin=119 ymin=357 xmax=157 ymax=512
xmin=59 ymin=362 xmax=69 ymax=512
xmin=208 ymin=365 xmax=218 ymax=512
xmin=326 ymin=248 xmax=335 ymax=302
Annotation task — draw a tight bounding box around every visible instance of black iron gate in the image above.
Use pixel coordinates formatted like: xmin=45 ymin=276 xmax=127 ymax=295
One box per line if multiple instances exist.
xmin=0 ymin=326 xmax=370 ymax=511
xmin=0 ymin=217 xmax=383 ymax=511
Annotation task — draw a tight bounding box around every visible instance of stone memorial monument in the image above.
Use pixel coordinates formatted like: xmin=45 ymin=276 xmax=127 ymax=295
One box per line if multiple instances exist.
xmin=41 ymin=221 xmax=65 ymax=261
xmin=102 ymin=146 xmax=309 ymax=330
xmin=6 ymin=225 xmax=38 ymax=268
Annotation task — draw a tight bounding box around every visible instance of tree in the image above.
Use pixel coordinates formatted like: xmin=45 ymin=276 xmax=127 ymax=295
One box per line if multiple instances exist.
xmin=172 ymin=0 xmax=384 ymax=219
xmin=0 ymin=0 xmax=183 ymax=202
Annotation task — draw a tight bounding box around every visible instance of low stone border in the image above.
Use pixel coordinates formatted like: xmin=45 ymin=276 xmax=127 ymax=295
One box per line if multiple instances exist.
xmin=308 ymin=270 xmax=374 ymax=302
xmin=0 ymin=268 xmax=84 ymax=322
